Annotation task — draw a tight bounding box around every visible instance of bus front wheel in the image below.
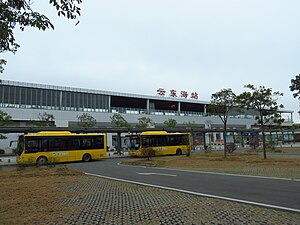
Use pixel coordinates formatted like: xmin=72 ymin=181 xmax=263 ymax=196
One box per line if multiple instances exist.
xmin=37 ymin=156 xmax=48 ymax=165
xmin=176 ymin=149 xmax=182 ymax=155
xmin=82 ymin=154 xmax=91 ymax=162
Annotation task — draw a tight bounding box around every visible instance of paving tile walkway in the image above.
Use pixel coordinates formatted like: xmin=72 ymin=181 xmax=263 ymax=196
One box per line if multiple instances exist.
xmin=55 ymin=175 xmax=300 ymax=225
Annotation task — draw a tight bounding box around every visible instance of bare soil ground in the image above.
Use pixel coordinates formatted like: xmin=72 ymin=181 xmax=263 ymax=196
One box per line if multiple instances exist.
xmin=123 ymin=151 xmax=300 ymax=179
xmin=0 ymin=166 xmax=84 ymax=225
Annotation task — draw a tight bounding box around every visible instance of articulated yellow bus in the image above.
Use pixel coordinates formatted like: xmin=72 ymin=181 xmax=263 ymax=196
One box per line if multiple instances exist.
xmin=16 ymin=131 xmax=107 ymax=165
xmin=129 ymin=131 xmax=192 ymax=157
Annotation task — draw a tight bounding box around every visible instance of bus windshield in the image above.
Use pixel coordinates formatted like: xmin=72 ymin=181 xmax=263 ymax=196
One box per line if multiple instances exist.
xmin=129 ymin=135 xmax=140 ymax=150
xmin=16 ymin=135 xmax=24 ymax=156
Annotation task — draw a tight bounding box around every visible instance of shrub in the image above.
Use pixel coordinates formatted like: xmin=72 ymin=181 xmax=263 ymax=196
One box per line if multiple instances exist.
xmin=140 ymin=147 xmax=155 ymax=160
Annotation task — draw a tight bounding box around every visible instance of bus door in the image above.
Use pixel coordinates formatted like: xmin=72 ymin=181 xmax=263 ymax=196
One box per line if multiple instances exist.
xmin=129 ymin=135 xmax=140 ymax=150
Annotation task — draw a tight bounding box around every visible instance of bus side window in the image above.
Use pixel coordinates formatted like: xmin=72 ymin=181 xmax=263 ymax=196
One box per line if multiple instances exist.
xmin=92 ymin=136 xmax=104 ymax=149
xmin=160 ymin=136 xmax=167 ymax=146
xmin=174 ymin=135 xmax=183 ymax=145
xmin=168 ymin=136 xmax=175 ymax=146
xmin=152 ymin=136 xmax=159 ymax=147
xmin=25 ymin=139 xmax=39 ymax=153
xmin=48 ymin=138 xmax=57 ymax=151
xmin=41 ymin=139 xmax=48 ymax=152
xmin=183 ymin=135 xmax=189 ymax=145
xmin=67 ymin=137 xmax=80 ymax=150
xmin=142 ymin=137 xmax=149 ymax=148
xmin=81 ymin=137 xmax=92 ymax=149
xmin=48 ymin=138 xmax=67 ymax=151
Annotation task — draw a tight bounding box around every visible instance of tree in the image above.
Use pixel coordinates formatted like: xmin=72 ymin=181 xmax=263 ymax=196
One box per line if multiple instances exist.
xmin=238 ymin=84 xmax=284 ymax=159
xmin=164 ymin=118 xmax=177 ymax=128
xmin=183 ymin=121 xmax=197 ymax=151
xmin=38 ymin=112 xmax=55 ymax=127
xmin=140 ymin=147 xmax=155 ymax=161
xmin=209 ymin=88 xmax=238 ymax=158
xmin=0 ymin=110 xmax=11 ymax=125
xmin=290 ymin=74 xmax=300 ymax=99
xmin=110 ymin=113 xmax=130 ymax=128
xmin=290 ymin=74 xmax=300 ymax=113
xmin=0 ymin=0 xmax=82 ymax=73
xmin=110 ymin=113 xmax=130 ymax=155
xmin=77 ymin=113 xmax=96 ymax=128
xmin=0 ymin=110 xmax=12 ymax=139
xmin=136 ymin=117 xmax=155 ymax=128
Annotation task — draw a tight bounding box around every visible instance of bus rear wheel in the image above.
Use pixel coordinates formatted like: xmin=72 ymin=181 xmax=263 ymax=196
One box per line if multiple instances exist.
xmin=176 ymin=149 xmax=182 ymax=155
xmin=82 ymin=154 xmax=91 ymax=162
xmin=37 ymin=156 xmax=48 ymax=165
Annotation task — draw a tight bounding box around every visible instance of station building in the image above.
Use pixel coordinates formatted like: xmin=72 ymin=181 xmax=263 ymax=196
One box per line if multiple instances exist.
xmin=0 ymin=80 xmax=295 ymax=149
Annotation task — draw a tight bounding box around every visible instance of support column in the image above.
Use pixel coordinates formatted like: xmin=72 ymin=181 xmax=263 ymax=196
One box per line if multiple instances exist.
xmin=146 ymin=99 xmax=150 ymax=114
xmin=241 ymin=132 xmax=245 ymax=147
xmin=59 ymin=91 xmax=62 ymax=110
xmin=108 ymin=96 xmax=111 ymax=113
xmin=203 ymin=132 xmax=207 ymax=150
xmin=117 ymin=132 xmax=122 ymax=155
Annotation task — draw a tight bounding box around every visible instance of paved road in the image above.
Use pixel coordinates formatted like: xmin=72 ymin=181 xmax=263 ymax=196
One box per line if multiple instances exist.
xmin=69 ymin=158 xmax=300 ymax=212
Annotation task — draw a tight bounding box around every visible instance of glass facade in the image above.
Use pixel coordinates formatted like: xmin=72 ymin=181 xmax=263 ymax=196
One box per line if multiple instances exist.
xmin=0 ymin=80 xmax=208 ymax=116
xmin=0 ymin=83 xmax=109 ymax=112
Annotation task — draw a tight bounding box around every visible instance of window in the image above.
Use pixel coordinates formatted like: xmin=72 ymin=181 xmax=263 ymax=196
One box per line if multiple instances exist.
xmin=168 ymin=135 xmax=175 ymax=146
xmin=41 ymin=139 xmax=49 ymax=152
xmin=25 ymin=138 xmax=39 ymax=153
xmin=92 ymin=136 xmax=104 ymax=149
xmin=48 ymin=138 xmax=68 ymax=151
xmin=142 ymin=137 xmax=150 ymax=148
xmin=81 ymin=137 xmax=92 ymax=149
xmin=78 ymin=136 xmax=104 ymax=150
xmin=67 ymin=137 xmax=80 ymax=150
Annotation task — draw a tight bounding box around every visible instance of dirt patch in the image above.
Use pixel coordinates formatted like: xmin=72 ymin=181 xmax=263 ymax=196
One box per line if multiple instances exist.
xmin=0 ymin=166 xmax=84 ymax=225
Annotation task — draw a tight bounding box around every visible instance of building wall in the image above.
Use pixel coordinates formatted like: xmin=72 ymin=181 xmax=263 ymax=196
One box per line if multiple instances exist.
xmin=0 ymin=107 xmax=255 ymax=129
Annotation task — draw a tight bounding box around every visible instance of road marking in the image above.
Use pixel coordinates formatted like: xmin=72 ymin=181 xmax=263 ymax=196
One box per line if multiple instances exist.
xmin=152 ymin=167 xmax=300 ymax=182
xmin=85 ymin=172 xmax=300 ymax=213
xmin=118 ymin=162 xmax=147 ymax=168
xmin=137 ymin=172 xmax=177 ymax=177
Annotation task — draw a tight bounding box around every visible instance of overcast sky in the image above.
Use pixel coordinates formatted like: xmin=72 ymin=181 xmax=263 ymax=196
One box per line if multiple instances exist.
xmin=2 ymin=0 xmax=299 ymax=121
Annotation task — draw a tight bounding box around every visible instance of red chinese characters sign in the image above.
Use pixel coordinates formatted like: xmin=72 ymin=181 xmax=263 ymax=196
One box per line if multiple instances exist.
xmin=180 ymin=91 xmax=188 ymax=98
xmin=157 ymin=88 xmax=199 ymax=100
xmin=169 ymin=89 xmax=177 ymax=97
xmin=157 ymin=88 xmax=166 ymax=96
xmin=190 ymin=92 xmax=199 ymax=99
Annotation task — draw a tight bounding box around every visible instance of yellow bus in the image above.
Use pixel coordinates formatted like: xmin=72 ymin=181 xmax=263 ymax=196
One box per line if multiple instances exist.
xmin=129 ymin=131 xmax=192 ymax=157
xmin=16 ymin=131 xmax=107 ymax=165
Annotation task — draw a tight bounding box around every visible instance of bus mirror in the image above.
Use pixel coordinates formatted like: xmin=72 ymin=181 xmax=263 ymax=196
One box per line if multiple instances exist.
xmin=9 ymin=140 xmax=16 ymax=147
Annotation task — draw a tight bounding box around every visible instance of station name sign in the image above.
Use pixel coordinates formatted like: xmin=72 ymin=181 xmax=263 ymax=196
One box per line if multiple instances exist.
xmin=157 ymin=88 xmax=199 ymax=100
